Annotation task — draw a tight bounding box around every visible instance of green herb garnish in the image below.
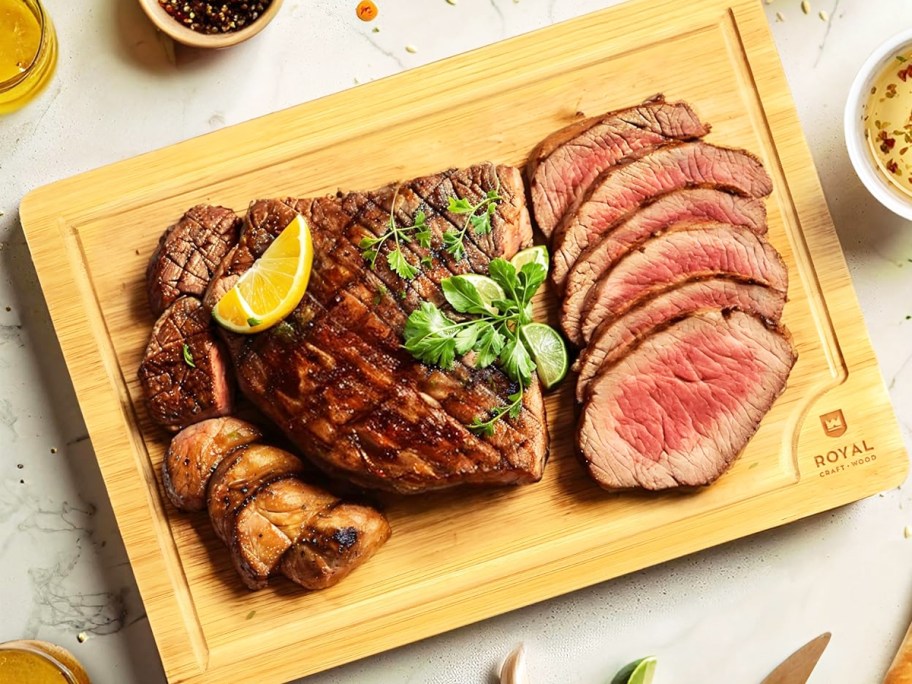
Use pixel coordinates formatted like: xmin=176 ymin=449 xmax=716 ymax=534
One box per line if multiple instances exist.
xmin=246 ymin=316 xmax=262 ymax=328
xmin=359 ymin=188 xmax=430 ymax=281
xmin=442 ymin=188 xmax=502 ymax=260
xmin=403 ymin=257 xmax=560 ymax=435
xmin=181 ymin=344 xmax=196 ymax=368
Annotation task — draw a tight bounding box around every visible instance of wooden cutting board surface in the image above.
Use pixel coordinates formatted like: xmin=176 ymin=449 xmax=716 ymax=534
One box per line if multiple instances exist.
xmin=18 ymin=0 xmax=908 ymax=682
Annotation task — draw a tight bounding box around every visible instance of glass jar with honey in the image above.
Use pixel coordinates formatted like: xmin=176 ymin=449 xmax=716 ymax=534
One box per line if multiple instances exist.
xmin=0 ymin=0 xmax=57 ymax=114
xmin=0 ymin=640 xmax=91 ymax=684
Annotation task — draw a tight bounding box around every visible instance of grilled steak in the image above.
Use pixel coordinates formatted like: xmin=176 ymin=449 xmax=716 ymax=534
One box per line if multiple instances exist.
xmin=560 ymin=189 xmax=767 ymax=344
xmin=527 ymin=96 xmax=710 ymax=237
xmin=578 ymin=310 xmax=796 ymax=490
xmin=574 ymin=278 xmax=786 ymax=402
xmin=578 ymin=222 xmax=788 ymax=343
xmin=164 ymin=420 xmax=390 ymax=591
xmin=138 ymin=297 xmax=233 ymax=431
xmin=147 ymin=205 xmax=242 ymax=315
xmin=208 ymin=164 xmax=548 ymax=494
xmin=163 ymin=416 xmax=262 ymax=511
xmin=551 ymin=142 xmax=773 ymax=288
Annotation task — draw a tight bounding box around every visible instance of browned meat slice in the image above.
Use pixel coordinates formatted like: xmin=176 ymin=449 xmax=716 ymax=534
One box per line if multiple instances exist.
xmin=527 ymin=96 xmax=710 ymax=237
xmin=560 ymin=189 xmax=767 ymax=344
xmin=233 ymin=475 xmax=390 ymax=590
xmin=574 ymin=279 xmax=787 ymax=402
xmin=209 ymin=164 xmax=549 ymax=494
xmin=578 ymin=222 xmax=788 ymax=343
xmin=146 ymin=205 xmax=241 ymax=315
xmin=138 ymin=297 xmax=233 ymax=432
xmin=164 ymin=424 xmax=390 ymax=591
xmin=163 ymin=417 xmax=262 ymax=511
xmin=207 ymin=444 xmax=306 ymax=544
xmin=551 ymin=142 xmax=774 ymax=288
xmin=578 ymin=310 xmax=796 ymax=490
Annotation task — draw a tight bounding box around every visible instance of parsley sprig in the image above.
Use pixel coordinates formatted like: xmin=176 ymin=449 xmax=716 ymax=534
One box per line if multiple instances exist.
xmin=403 ymin=257 xmax=555 ymax=435
xmin=443 ymin=188 xmax=501 ymax=260
xmin=359 ymin=189 xmax=431 ymax=281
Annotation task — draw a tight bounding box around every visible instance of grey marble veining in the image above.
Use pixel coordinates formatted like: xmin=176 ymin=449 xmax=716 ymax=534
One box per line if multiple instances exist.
xmin=2 ymin=0 xmax=912 ymax=682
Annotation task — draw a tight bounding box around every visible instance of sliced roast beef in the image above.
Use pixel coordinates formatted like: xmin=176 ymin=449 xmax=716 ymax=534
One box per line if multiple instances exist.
xmin=574 ymin=279 xmax=786 ymax=402
xmin=578 ymin=222 xmax=787 ymax=343
xmin=527 ymin=96 xmax=710 ymax=236
xmin=138 ymin=296 xmax=233 ymax=432
xmin=551 ymin=142 xmax=773 ymax=288
xmin=578 ymin=310 xmax=796 ymax=490
xmin=208 ymin=164 xmax=549 ymax=494
xmin=147 ymin=205 xmax=242 ymax=315
xmin=560 ymin=189 xmax=767 ymax=344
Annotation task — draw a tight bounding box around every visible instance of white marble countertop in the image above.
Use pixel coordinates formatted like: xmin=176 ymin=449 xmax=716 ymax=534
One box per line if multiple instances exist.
xmin=2 ymin=0 xmax=912 ymax=682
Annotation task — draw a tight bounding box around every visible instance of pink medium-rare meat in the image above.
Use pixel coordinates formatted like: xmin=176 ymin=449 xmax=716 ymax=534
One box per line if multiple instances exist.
xmin=138 ymin=296 xmax=234 ymax=431
xmin=578 ymin=310 xmax=796 ymax=490
xmin=574 ymin=278 xmax=787 ymax=402
xmin=526 ymin=96 xmax=710 ymax=236
xmin=207 ymin=163 xmax=549 ymax=494
xmin=560 ymin=189 xmax=768 ymax=344
xmin=578 ymin=222 xmax=788 ymax=343
xmin=551 ymin=142 xmax=774 ymax=288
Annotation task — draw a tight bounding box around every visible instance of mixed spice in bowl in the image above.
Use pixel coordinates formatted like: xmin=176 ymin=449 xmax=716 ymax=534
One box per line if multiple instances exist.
xmin=138 ymin=0 xmax=283 ymax=48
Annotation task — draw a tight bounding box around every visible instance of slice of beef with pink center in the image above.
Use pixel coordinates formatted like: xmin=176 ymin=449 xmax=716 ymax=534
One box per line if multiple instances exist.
xmin=577 ymin=310 xmax=796 ymax=490
xmin=578 ymin=221 xmax=787 ymax=343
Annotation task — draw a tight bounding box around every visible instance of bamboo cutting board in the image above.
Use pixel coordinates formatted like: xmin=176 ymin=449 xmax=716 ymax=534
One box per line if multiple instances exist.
xmin=18 ymin=0 xmax=909 ymax=681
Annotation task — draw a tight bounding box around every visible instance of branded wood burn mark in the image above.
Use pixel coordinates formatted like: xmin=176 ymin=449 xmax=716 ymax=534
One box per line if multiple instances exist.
xmin=820 ymin=409 xmax=847 ymax=437
xmin=813 ymin=440 xmax=876 ymax=478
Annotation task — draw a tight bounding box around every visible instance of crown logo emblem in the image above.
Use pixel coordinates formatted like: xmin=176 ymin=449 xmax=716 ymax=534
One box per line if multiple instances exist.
xmin=820 ymin=410 xmax=846 ymax=438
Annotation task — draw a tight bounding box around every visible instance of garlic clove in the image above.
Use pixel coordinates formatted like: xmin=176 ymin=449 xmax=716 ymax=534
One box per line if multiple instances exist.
xmin=500 ymin=643 xmax=529 ymax=684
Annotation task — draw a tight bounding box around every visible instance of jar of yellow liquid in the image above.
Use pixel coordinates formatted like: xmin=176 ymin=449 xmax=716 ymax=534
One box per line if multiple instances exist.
xmin=0 ymin=0 xmax=56 ymax=114
xmin=0 ymin=640 xmax=91 ymax=684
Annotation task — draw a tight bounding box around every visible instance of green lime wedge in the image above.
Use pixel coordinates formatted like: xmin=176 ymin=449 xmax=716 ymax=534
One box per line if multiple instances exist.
xmin=510 ymin=245 xmax=549 ymax=272
xmin=610 ymin=657 xmax=657 ymax=684
xmin=519 ymin=323 xmax=568 ymax=389
xmin=459 ymin=274 xmax=505 ymax=315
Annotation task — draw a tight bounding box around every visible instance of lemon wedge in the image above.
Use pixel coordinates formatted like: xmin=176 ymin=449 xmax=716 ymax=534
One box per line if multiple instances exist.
xmin=212 ymin=214 xmax=313 ymax=334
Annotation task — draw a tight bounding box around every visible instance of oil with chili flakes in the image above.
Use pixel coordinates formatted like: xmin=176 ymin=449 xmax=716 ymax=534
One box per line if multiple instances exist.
xmin=157 ymin=0 xmax=273 ymax=34
xmin=356 ymin=0 xmax=377 ymax=21
xmin=864 ymin=50 xmax=912 ymax=197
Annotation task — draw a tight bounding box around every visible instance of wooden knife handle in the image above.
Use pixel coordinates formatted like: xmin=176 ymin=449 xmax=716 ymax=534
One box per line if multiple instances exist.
xmin=885 ymin=620 xmax=912 ymax=683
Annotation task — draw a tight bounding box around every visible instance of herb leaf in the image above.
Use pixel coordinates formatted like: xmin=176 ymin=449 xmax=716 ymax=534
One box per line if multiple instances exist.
xmin=499 ymin=336 xmax=536 ymax=386
xmin=360 ymin=189 xmax=429 ymax=281
xmin=182 ymin=344 xmax=196 ymax=368
xmin=387 ymin=248 xmax=419 ymax=280
xmin=403 ymin=302 xmax=460 ymax=369
xmin=441 ymin=276 xmax=491 ymax=315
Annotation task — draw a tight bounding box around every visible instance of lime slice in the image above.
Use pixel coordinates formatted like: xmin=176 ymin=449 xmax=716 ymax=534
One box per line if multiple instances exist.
xmin=519 ymin=323 xmax=568 ymax=389
xmin=459 ymin=274 xmax=506 ymax=315
xmin=610 ymin=657 xmax=657 ymax=684
xmin=510 ymin=245 xmax=550 ymax=272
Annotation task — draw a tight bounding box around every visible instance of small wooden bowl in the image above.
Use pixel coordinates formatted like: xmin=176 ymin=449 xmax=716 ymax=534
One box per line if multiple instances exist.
xmin=137 ymin=0 xmax=284 ymax=49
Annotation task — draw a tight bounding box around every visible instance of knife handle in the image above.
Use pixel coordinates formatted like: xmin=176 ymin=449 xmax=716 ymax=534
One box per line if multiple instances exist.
xmin=885 ymin=619 xmax=912 ymax=683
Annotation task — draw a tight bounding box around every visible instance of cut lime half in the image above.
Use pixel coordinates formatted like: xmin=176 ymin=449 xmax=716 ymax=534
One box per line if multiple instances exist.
xmin=610 ymin=657 xmax=657 ymax=684
xmin=510 ymin=245 xmax=549 ymax=272
xmin=458 ymin=274 xmax=506 ymax=315
xmin=519 ymin=323 xmax=568 ymax=389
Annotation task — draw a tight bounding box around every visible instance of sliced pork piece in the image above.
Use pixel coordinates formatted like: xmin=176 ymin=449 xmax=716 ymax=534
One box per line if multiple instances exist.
xmin=578 ymin=222 xmax=787 ymax=343
xmin=147 ymin=205 xmax=242 ymax=315
xmin=551 ymin=142 xmax=774 ymax=288
xmin=233 ymin=475 xmax=391 ymax=590
xmin=164 ymin=423 xmax=390 ymax=591
xmin=163 ymin=417 xmax=262 ymax=511
xmin=574 ymin=279 xmax=786 ymax=402
xmin=578 ymin=310 xmax=796 ymax=490
xmin=561 ymin=190 xmax=767 ymax=344
xmin=138 ymin=297 xmax=233 ymax=432
xmin=527 ymin=96 xmax=710 ymax=237
xmin=209 ymin=164 xmax=549 ymax=494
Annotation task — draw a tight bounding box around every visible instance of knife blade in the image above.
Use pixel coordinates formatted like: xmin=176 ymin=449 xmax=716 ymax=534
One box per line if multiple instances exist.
xmin=761 ymin=632 xmax=831 ymax=684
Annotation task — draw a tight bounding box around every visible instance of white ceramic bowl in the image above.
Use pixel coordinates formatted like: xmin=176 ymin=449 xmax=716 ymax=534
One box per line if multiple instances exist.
xmin=845 ymin=28 xmax=912 ymax=220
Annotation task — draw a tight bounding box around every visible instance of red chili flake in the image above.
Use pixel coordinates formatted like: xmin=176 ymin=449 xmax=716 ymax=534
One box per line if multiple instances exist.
xmin=887 ymin=159 xmax=900 ymax=174
xmin=356 ymin=0 xmax=378 ymax=21
xmin=898 ymin=65 xmax=912 ymax=82
xmin=157 ymin=0 xmax=272 ymax=34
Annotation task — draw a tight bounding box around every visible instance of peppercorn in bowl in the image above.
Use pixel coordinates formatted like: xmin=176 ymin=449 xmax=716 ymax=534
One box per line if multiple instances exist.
xmin=138 ymin=0 xmax=284 ymax=49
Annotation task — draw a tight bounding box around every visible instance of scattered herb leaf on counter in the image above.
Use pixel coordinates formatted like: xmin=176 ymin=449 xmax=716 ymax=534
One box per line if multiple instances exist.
xmin=181 ymin=343 xmax=195 ymax=368
xmin=403 ymin=255 xmax=567 ymax=434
